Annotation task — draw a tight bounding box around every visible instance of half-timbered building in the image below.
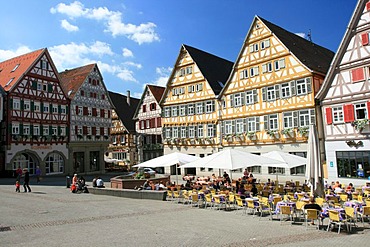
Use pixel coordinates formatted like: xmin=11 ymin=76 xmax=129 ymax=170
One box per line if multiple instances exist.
xmin=317 ymin=0 xmax=370 ymax=185
xmin=219 ymin=16 xmax=334 ymax=180
xmin=108 ymin=91 xmax=139 ymax=169
xmin=160 ymin=44 xmax=233 ymax=175
xmin=0 ymin=48 xmax=69 ymax=176
xmin=133 ymin=84 xmax=165 ymax=165
xmin=59 ymin=64 xmax=113 ymax=174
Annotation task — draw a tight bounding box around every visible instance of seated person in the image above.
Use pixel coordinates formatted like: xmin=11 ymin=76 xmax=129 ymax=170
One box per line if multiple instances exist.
xmin=304 ymin=197 xmax=323 ymax=224
xmin=96 ymin=177 xmax=105 ymax=188
xmin=92 ymin=176 xmax=98 ymax=187
xmin=251 ymin=184 xmax=258 ymax=197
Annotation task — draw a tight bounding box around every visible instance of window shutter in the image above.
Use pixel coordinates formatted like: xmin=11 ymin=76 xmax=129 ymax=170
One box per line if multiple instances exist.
xmin=262 ymin=87 xmax=266 ymax=101
xmin=275 ymin=85 xmax=280 ymax=99
xmin=249 ymin=45 xmax=254 ymax=53
xmin=325 ymin=107 xmax=333 ymax=124
xmin=343 ymin=104 xmax=355 ymax=123
xmin=83 ymin=126 xmax=87 ymax=135
xmin=243 ymin=118 xmax=247 ymax=132
xmin=367 ymin=1 xmax=370 ymax=11
xmin=40 ymin=102 xmax=44 ymax=112
xmin=100 ymin=109 xmax=104 ymax=117
xmin=262 ymin=64 xmax=267 ymax=73
xmin=310 ymin=109 xmax=316 ymax=125
xmin=30 ymin=125 xmax=34 ymax=135
xmin=83 ymin=107 xmax=88 ymax=116
xmin=20 ymin=124 xmax=23 ymax=135
xmin=255 ymin=117 xmax=260 ymax=131
xmin=293 ymin=111 xmax=299 ymax=127
xmin=239 ymin=71 xmax=244 ymax=79
xmin=49 ymin=126 xmax=52 ymax=136
xmin=264 ymin=115 xmax=269 ymax=130
xmin=306 ymin=78 xmax=312 ymax=93
xmin=361 ymin=33 xmax=369 ymax=46
xmin=40 ymin=125 xmax=43 ymax=135
xmin=351 ymin=68 xmax=365 ymax=82
xmin=107 ymin=110 xmax=110 ymax=118
xmin=213 ymin=124 xmax=217 ymax=137
xmin=92 ymin=127 xmax=96 ymax=135
xmin=31 ymin=101 xmax=34 ymax=111
xmin=66 ymin=127 xmax=69 ymax=136
xmin=221 ymin=121 xmax=224 ymax=135
xmin=75 ymin=126 xmax=78 ymax=135
xmin=290 ymin=81 xmax=296 ymax=96
xmin=230 ymin=94 xmax=234 ymax=107
xmin=241 ymin=92 xmax=245 ymax=105
xmin=31 ymin=81 xmax=37 ymax=89
xmin=50 ymin=104 xmax=53 ymax=113
xmin=75 ymin=106 xmax=78 ymax=114
xmin=100 ymin=127 xmax=104 ymax=136
xmin=367 ymin=101 xmax=370 ymax=119
xmin=253 ymin=89 xmax=258 ymax=103
xmin=20 ymin=100 xmax=24 ymax=110
xmin=48 ymin=84 xmax=53 ymax=93
xmin=232 ymin=120 xmax=235 ymax=133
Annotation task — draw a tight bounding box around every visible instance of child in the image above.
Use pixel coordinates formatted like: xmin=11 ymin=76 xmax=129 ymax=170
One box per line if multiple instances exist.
xmin=15 ymin=180 xmax=20 ymax=193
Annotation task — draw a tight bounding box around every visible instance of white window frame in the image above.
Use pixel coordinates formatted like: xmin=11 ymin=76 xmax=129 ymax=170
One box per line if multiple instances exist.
xmin=296 ymin=79 xmax=307 ymax=95
xmin=12 ymin=123 xmax=20 ymax=134
xmin=268 ymin=114 xmax=279 ymax=130
xmin=234 ymin=93 xmax=243 ymax=107
xmin=332 ymin=106 xmax=344 ymax=124
xmin=88 ymin=107 xmax=92 ymax=116
xmin=224 ymin=120 xmax=233 ymax=135
xmin=78 ymin=106 xmax=83 ymax=115
xmin=283 ymin=112 xmax=294 ymax=128
xmin=172 ymin=127 xmax=179 ymax=138
xmin=171 ymin=106 xmax=178 ymax=117
xmin=181 ymin=127 xmax=187 ymax=138
xmin=266 ymin=86 xmax=276 ymax=101
xmin=188 ymin=104 xmax=195 ymax=115
xmin=196 ymin=83 xmax=203 ymax=92
xmin=43 ymin=104 xmax=49 ymax=113
xmin=196 ymin=102 xmax=203 ymax=115
xmin=33 ymin=125 xmax=40 ymax=136
xmin=52 ymin=126 xmax=57 ymax=136
xmin=24 ymin=100 xmax=30 ymax=111
xmin=247 ymin=117 xmax=257 ymax=132
xmin=207 ymin=124 xmax=214 ymax=138
xmin=189 ymin=126 xmax=195 ymax=138
xmin=43 ymin=125 xmax=49 ymax=136
xmin=164 ymin=107 xmax=170 ymax=117
xmin=281 ymin=82 xmax=291 ymax=98
xmin=197 ymin=124 xmax=204 ymax=138
xmin=274 ymin=58 xmax=285 ymax=71
xmin=179 ymin=105 xmax=186 ymax=116
xmin=165 ymin=128 xmax=172 ymax=139
xmin=13 ymin=99 xmax=20 ymax=110
xmin=354 ymin=103 xmax=367 ymax=120
xmin=60 ymin=127 xmax=66 ymax=136
xmin=60 ymin=106 xmax=66 ymax=114
xmin=205 ymin=101 xmax=214 ymax=113
xmin=52 ymin=105 xmax=58 ymax=114
xmin=34 ymin=102 xmax=40 ymax=112
xmin=235 ymin=119 xmax=244 ymax=134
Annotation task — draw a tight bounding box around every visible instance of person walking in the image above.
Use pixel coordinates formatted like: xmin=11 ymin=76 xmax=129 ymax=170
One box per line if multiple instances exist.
xmin=35 ymin=166 xmax=41 ymax=183
xmin=23 ymin=168 xmax=31 ymax=192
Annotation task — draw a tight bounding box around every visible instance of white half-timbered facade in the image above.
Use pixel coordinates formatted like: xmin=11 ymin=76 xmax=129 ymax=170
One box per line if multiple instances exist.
xmin=133 ymin=85 xmax=165 ymax=164
xmin=317 ymin=0 xmax=370 ymax=186
xmin=59 ymin=64 xmax=113 ymax=174
xmin=218 ymin=16 xmax=334 ymax=180
xmin=0 ymin=48 xmax=69 ymax=176
xmin=160 ymin=44 xmax=233 ymax=176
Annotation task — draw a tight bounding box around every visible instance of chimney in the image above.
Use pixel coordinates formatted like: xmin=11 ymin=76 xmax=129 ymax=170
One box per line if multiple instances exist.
xmin=127 ymin=90 xmax=131 ymax=105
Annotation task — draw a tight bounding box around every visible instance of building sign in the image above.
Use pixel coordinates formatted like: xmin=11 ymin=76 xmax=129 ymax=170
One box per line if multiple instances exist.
xmin=31 ymin=146 xmax=52 ymax=150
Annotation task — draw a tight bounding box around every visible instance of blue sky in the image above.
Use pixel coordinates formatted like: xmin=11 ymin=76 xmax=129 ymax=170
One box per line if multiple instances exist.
xmin=0 ymin=0 xmax=357 ymax=98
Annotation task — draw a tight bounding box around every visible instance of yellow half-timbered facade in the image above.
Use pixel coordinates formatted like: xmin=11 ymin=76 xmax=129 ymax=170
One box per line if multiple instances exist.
xmin=160 ymin=44 xmax=233 ymax=175
xmin=219 ymin=16 xmax=334 ymax=178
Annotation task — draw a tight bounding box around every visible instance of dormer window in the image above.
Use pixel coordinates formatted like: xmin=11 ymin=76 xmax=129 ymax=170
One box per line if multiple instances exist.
xmin=5 ymin=78 xmax=14 ymax=87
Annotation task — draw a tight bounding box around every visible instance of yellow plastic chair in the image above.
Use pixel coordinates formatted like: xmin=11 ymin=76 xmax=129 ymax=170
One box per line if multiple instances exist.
xmin=305 ymin=209 xmax=320 ymax=230
xmin=315 ymin=197 xmax=324 ymax=207
xmin=204 ymin=194 xmax=213 ymax=209
xmin=280 ymin=205 xmax=294 ymax=225
xmin=272 ymin=197 xmax=282 ymax=210
xmin=190 ymin=193 xmax=200 ymax=207
xmin=344 ymin=207 xmax=357 ymax=231
xmin=327 ymin=210 xmax=349 ymax=233
xmin=365 ymin=199 xmax=370 ymax=207
xmin=246 ymin=200 xmax=257 ymax=216
xmin=359 ymin=206 xmax=370 ymax=227
xmin=259 ymin=197 xmax=273 ymax=220
xmin=213 ymin=196 xmax=226 ymax=210
xmin=339 ymin=193 xmax=348 ymax=202
xmin=166 ymin=190 xmax=173 ymax=201
xmin=235 ymin=198 xmax=247 ymax=215
xmin=295 ymin=201 xmax=307 ymax=221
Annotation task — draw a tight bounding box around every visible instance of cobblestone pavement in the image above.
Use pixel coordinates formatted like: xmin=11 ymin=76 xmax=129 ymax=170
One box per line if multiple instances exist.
xmin=0 ymin=182 xmax=369 ymax=247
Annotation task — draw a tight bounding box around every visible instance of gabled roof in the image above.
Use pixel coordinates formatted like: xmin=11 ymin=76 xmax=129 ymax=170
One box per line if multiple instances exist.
xmin=147 ymin=84 xmax=165 ymax=102
xmin=184 ymin=44 xmax=234 ymax=95
xmin=316 ymin=0 xmax=364 ymax=100
xmin=108 ymin=91 xmax=139 ymax=133
xmin=0 ymin=48 xmax=45 ymax=91
xmin=59 ymin=64 xmax=95 ymax=99
xmin=258 ymin=16 xmax=334 ymax=75
xmin=133 ymin=84 xmax=165 ymax=120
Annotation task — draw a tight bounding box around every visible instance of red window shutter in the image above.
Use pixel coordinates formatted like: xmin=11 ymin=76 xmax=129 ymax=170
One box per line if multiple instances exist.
xmin=100 ymin=109 xmax=104 ymax=117
xmin=351 ymin=68 xmax=365 ymax=82
xmin=367 ymin=101 xmax=370 ymax=119
xmin=325 ymin=108 xmax=333 ymax=124
xmin=157 ymin=117 xmax=161 ymax=127
xmin=83 ymin=107 xmax=88 ymax=115
xmin=92 ymin=127 xmax=96 ymax=135
xmin=343 ymin=104 xmax=355 ymax=123
xmin=367 ymin=1 xmax=370 ymax=11
xmin=81 ymin=90 xmax=84 ymax=96
xmin=143 ymin=120 xmax=146 ymax=129
xmin=100 ymin=127 xmax=104 ymax=135
xmin=75 ymin=106 xmax=78 ymax=114
xmin=83 ymin=126 xmax=87 ymax=135
xmin=75 ymin=126 xmax=78 ymax=134
xmin=107 ymin=110 xmax=110 ymax=118
xmin=92 ymin=108 xmax=96 ymax=116
xmin=361 ymin=33 xmax=369 ymax=46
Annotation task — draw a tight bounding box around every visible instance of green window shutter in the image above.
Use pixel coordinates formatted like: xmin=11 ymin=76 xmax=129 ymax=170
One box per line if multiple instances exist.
xmin=30 ymin=125 xmax=34 ymax=135
xmin=48 ymin=84 xmax=53 ymax=93
xmin=30 ymin=101 xmax=34 ymax=112
xmin=40 ymin=102 xmax=44 ymax=112
xmin=10 ymin=99 xmax=13 ymax=109
xmin=50 ymin=104 xmax=53 ymax=113
xmin=66 ymin=106 xmax=69 ymax=114
xmin=66 ymin=127 xmax=70 ymax=136
xmin=20 ymin=100 xmax=24 ymax=110
xmin=32 ymin=81 xmax=37 ymax=90
xmin=49 ymin=126 xmax=52 ymax=136
xmin=8 ymin=123 xmax=12 ymax=132
xmin=58 ymin=105 xmax=61 ymax=113
xmin=20 ymin=124 xmax=23 ymax=135
xmin=40 ymin=125 xmax=43 ymax=136
xmin=58 ymin=126 xmax=61 ymax=135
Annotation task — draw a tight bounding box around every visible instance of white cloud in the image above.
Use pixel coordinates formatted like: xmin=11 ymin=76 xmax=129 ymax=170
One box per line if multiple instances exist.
xmin=61 ymin=19 xmax=79 ymax=32
xmin=295 ymin=32 xmax=306 ymax=39
xmin=124 ymin=61 xmax=142 ymax=69
xmin=0 ymin=46 xmax=32 ymax=61
xmin=51 ymin=1 xmax=160 ymax=44
xmin=153 ymin=67 xmax=172 ymax=86
xmin=122 ymin=48 xmax=133 ymax=57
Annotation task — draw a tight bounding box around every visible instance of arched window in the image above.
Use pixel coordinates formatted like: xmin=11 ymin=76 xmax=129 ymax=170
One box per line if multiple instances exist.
xmin=45 ymin=153 xmax=64 ymax=174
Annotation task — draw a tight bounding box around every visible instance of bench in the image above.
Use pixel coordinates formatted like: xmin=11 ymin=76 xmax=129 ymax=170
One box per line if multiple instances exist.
xmin=87 ymin=187 xmax=167 ymax=201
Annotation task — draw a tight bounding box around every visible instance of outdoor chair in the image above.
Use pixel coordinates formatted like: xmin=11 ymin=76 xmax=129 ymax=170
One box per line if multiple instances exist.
xmin=305 ymin=209 xmax=320 ymax=230
xmin=339 ymin=193 xmax=348 ymax=203
xmin=295 ymin=201 xmax=307 ymax=221
xmin=190 ymin=193 xmax=200 ymax=207
xmin=327 ymin=210 xmax=349 ymax=234
xmin=315 ymin=197 xmax=324 ymax=207
xmin=228 ymin=193 xmax=236 ymax=210
xmin=259 ymin=197 xmax=273 ymax=220
xmin=344 ymin=206 xmax=357 ymax=231
xmin=235 ymin=198 xmax=247 ymax=215
xmin=366 ymin=199 xmax=370 ymax=207
xmin=213 ymin=196 xmax=226 ymax=210
xmin=272 ymin=196 xmax=282 ymax=210
xmin=204 ymin=194 xmax=213 ymax=209
xmin=246 ymin=200 xmax=257 ymax=216
xmin=280 ymin=205 xmax=294 ymax=225
xmin=359 ymin=206 xmax=370 ymax=227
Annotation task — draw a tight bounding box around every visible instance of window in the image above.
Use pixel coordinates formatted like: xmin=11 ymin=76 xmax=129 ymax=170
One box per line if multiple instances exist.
xmin=196 ymin=102 xmax=203 ymax=114
xmin=186 ymin=66 xmax=192 ymax=74
xmin=142 ymin=105 xmax=146 ymax=113
xmin=150 ymin=103 xmax=156 ymax=111
xmin=172 ymin=127 xmax=179 ymax=138
xmin=60 ymin=127 xmax=66 ymax=136
xmin=355 ymin=103 xmax=367 ymax=120
xmin=268 ymin=167 xmax=285 ymax=175
xmin=245 ymin=89 xmax=258 ymax=105
xmin=12 ymin=123 xmax=19 ymax=134
xmin=205 ymin=101 xmax=214 ymax=113
xmin=179 ymin=105 xmax=186 ymax=116
xmin=336 ymin=151 xmax=370 ymax=178
xmin=188 ymin=104 xmax=195 ymax=115
xmin=165 ymin=128 xmax=172 ymax=139
xmin=179 ymin=68 xmax=185 ymax=77
xmin=207 ymin=124 xmax=215 ymax=137
xmin=96 ymin=128 xmax=100 ymax=136
xmin=266 ymin=86 xmax=276 ymax=101
xmin=250 ymin=66 xmax=259 ymax=77
xmin=24 ymin=100 xmax=30 ymax=111
xmin=274 ymin=58 xmax=285 ymax=71
xmin=146 ymin=119 xmax=150 ymax=129
xmin=43 ymin=125 xmax=49 ymax=136
xmin=52 ymin=105 xmax=58 ymax=113
xmin=88 ymin=107 xmax=92 ymax=116
xmin=13 ymin=99 xmax=20 ymax=109
xmin=52 ymin=126 xmax=57 ymax=135
xmin=254 ymin=43 xmax=259 ymax=51
xmin=34 ymin=102 xmax=40 ymax=112
xmin=188 ymin=85 xmax=195 ymax=93
xmin=262 ymin=62 xmax=272 ymax=73
xmin=239 ymin=69 xmax=248 ymax=79
xmin=171 ymin=106 xmax=178 ymax=117
xmin=164 ymin=107 xmax=170 ymax=117
xmin=224 ymin=120 xmax=233 ymax=135
xmin=189 ymin=126 xmax=195 ymax=138
xmin=11 ymin=64 xmax=20 ymax=72
xmin=234 ymin=93 xmax=243 ymax=107
xmin=41 ymin=60 xmax=48 ymax=70
xmin=43 ymin=104 xmax=49 ymax=113
xmin=120 ymin=135 xmax=125 ymax=143
xmin=181 ymin=127 xmax=187 ymax=138
xmin=179 ymin=87 xmax=185 ymax=95
xmin=78 ymin=106 xmax=83 ymax=115
xmin=296 ymin=78 xmax=312 ymax=95
xmin=197 ymin=124 xmax=204 ymax=138
xmin=281 ymin=82 xmax=291 ymax=98
xmin=283 ymin=111 xmax=297 ymax=129
xmin=268 ymin=114 xmax=278 ymax=130
xmin=332 ymin=106 xmax=344 ymax=123
xmin=221 ymin=97 xmax=226 ymax=109
xmin=260 ymin=39 xmax=270 ymax=49
xmin=235 ymin=119 xmax=244 ymax=134
xmin=5 ymin=78 xmax=14 ymax=87
xmin=196 ymin=83 xmax=203 ymax=92
xmin=172 ymin=88 xmax=179 ymax=96
xmin=247 ymin=117 xmax=258 ymax=132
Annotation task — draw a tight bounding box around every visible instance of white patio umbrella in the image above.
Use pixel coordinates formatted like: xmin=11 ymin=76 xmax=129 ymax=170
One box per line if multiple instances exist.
xmin=133 ymin=152 xmax=200 ymax=185
xmin=306 ymin=124 xmax=324 ymax=197
xmin=181 ymin=149 xmax=286 ymax=172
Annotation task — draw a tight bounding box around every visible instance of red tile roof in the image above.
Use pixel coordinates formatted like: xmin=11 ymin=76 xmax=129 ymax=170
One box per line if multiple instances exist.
xmin=59 ymin=64 xmax=96 ymax=99
xmin=147 ymin=84 xmax=165 ymax=102
xmin=0 ymin=48 xmax=45 ymax=91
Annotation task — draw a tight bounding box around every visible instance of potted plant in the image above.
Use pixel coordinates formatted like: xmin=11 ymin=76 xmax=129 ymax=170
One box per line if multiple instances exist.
xmin=281 ymin=128 xmax=293 ymax=136
xmin=266 ymin=129 xmax=278 ymax=137
xmin=352 ymin=119 xmax=370 ymax=131
xmin=298 ymin=126 xmax=309 ymax=136
xmin=246 ymin=132 xmax=256 ymax=139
